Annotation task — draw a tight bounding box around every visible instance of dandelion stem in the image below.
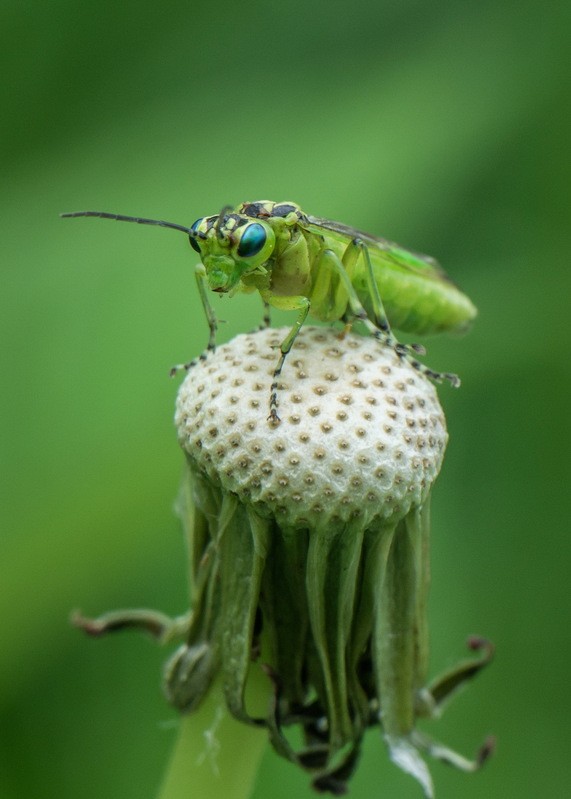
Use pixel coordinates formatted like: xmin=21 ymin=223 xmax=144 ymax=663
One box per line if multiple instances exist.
xmin=157 ymin=670 xmax=269 ymax=799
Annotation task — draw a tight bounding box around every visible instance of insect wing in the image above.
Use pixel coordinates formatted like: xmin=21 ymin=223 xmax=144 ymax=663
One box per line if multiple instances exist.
xmin=304 ymin=215 xmax=452 ymax=284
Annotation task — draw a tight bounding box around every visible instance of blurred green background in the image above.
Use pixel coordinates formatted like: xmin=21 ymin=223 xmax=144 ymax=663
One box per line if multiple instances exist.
xmin=2 ymin=1 xmax=570 ymax=797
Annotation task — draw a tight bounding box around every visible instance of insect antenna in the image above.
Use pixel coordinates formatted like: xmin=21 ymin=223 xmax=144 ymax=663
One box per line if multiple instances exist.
xmin=60 ymin=211 xmax=192 ymax=235
xmin=215 ymin=205 xmax=233 ymax=239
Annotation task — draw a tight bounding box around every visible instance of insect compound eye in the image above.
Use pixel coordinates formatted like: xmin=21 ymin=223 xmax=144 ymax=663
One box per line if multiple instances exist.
xmin=189 ymin=218 xmax=203 ymax=253
xmin=237 ymin=223 xmax=267 ymax=258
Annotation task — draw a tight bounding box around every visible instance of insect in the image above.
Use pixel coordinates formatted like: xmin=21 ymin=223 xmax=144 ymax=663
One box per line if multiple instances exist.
xmin=61 ymin=200 xmax=477 ymax=423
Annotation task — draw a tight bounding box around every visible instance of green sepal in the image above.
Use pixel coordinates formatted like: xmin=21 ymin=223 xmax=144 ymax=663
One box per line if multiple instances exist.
xmin=305 ymin=520 xmax=366 ymax=753
xmin=219 ymin=504 xmax=269 ymax=723
xmin=259 ymin=525 xmax=310 ymax=707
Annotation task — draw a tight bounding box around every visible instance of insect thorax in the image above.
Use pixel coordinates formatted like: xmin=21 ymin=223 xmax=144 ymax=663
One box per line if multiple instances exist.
xmin=237 ymin=200 xmax=308 ymax=225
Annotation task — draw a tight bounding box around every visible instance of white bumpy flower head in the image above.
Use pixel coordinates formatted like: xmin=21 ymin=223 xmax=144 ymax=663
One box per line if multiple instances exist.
xmin=175 ymin=326 xmax=447 ymax=530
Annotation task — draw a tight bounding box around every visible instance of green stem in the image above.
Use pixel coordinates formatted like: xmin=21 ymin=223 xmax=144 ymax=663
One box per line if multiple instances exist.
xmin=157 ymin=669 xmax=269 ymax=799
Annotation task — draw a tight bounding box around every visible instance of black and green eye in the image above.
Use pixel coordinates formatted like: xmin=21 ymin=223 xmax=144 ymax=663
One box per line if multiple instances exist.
xmin=189 ymin=219 xmax=202 ymax=253
xmin=237 ymin=223 xmax=267 ymax=258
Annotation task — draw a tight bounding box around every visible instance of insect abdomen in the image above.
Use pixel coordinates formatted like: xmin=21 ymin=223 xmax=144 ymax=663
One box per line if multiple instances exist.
xmin=355 ymin=254 xmax=477 ymax=336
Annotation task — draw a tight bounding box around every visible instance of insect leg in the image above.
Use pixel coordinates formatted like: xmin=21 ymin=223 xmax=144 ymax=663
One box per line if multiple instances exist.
xmin=264 ymin=294 xmax=311 ymax=424
xmin=343 ymin=238 xmax=425 ymax=357
xmin=317 ymin=249 xmax=460 ymax=387
xmin=260 ymin=300 xmax=271 ymax=330
xmin=170 ymin=264 xmax=218 ymax=376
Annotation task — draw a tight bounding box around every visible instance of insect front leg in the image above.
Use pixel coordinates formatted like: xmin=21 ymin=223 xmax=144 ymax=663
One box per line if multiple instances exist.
xmin=264 ymin=293 xmax=311 ymax=424
xmin=170 ymin=264 xmax=219 ymax=376
xmin=260 ymin=300 xmax=271 ymax=330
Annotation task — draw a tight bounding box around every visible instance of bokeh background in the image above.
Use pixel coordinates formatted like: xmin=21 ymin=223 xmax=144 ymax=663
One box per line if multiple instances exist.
xmin=2 ymin=1 xmax=570 ymax=797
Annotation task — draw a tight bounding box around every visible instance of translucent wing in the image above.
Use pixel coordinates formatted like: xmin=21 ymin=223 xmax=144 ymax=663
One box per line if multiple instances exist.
xmin=304 ymin=215 xmax=454 ymax=284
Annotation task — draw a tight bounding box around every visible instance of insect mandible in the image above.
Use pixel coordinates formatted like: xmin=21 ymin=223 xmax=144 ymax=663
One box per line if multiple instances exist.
xmin=61 ymin=200 xmax=477 ymax=423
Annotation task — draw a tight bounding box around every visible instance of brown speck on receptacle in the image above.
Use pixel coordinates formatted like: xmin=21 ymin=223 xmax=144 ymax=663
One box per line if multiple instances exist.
xmin=291 ymin=393 xmax=303 ymax=403
xmin=338 ymin=394 xmax=352 ymax=405
xmin=321 ymin=422 xmax=332 ymax=433
xmin=289 ymin=414 xmax=301 ymax=424
xmin=337 ymin=411 xmax=348 ymax=421
xmin=314 ymin=447 xmax=326 ymax=459
xmin=308 ymin=406 xmax=320 ymax=417
xmin=313 ymin=385 xmax=327 ymax=396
